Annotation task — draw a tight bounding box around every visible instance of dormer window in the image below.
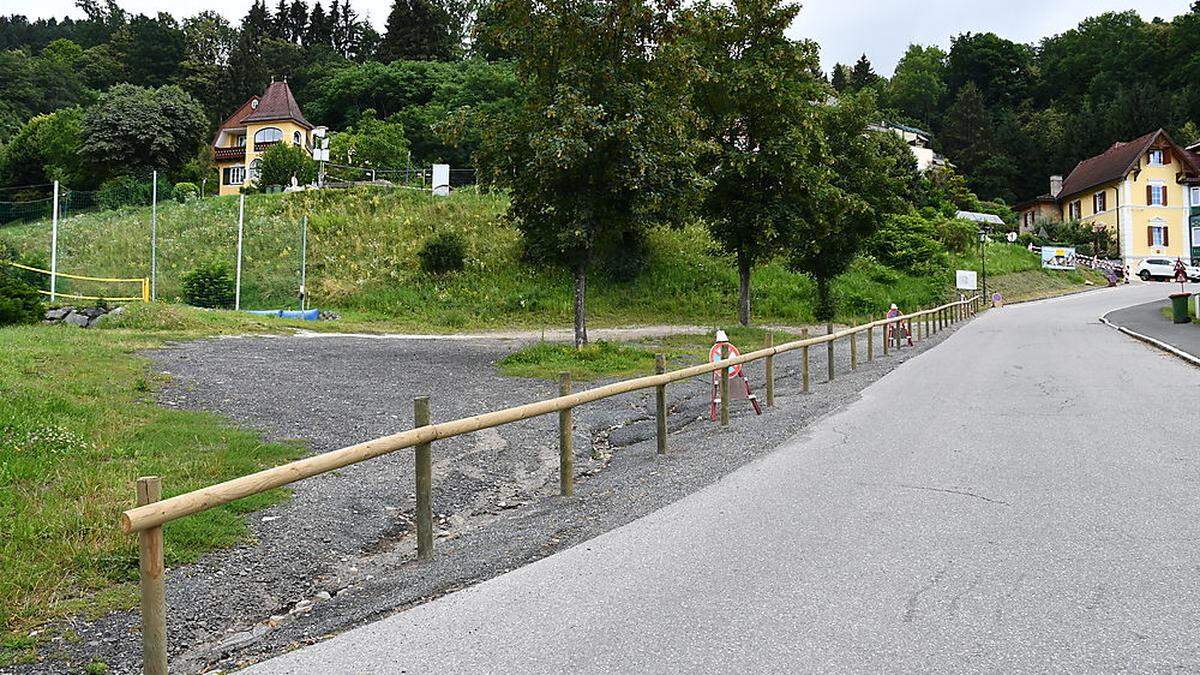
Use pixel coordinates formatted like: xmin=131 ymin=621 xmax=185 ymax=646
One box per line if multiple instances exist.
xmin=1149 ymin=149 xmax=1165 ymax=166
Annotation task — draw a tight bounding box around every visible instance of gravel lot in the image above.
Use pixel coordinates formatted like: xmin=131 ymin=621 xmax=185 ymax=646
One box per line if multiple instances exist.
xmin=14 ymin=319 xmax=965 ymax=674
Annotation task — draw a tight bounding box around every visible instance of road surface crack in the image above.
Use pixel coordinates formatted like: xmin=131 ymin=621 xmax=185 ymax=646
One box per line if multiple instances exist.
xmin=859 ymin=481 xmax=1010 ymax=506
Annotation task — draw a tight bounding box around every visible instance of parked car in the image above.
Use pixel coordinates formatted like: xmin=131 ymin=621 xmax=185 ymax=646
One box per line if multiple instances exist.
xmin=1135 ymin=257 xmax=1200 ymax=281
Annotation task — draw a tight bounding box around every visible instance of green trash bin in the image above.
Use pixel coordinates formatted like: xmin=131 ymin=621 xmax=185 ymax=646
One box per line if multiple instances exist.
xmin=1170 ymin=293 xmax=1192 ymax=324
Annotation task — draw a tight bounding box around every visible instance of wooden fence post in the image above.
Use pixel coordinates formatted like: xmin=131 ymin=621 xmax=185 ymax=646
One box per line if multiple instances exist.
xmin=883 ymin=318 xmax=890 ymax=356
xmin=719 ymin=344 xmax=730 ymax=426
xmin=801 ymin=328 xmax=810 ymax=393
xmin=867 ymin=317 xmax=874 ymax=362
xmin=414 ymin=397 xmax=433 ymax=561
xmin=826 ymin=323 xmax=834 ymax=382
xmin=850 ymin=324 xmax=857 ymax=370
xmin=764 ymin=333 xmax=775 ymax=407
xmin=559 ymin=373 xmax=574 ymax=495
xmin=654 ymin=356 xmax=667 ymax=454
xmin=136 ymin=476 xmax=167 ymax=675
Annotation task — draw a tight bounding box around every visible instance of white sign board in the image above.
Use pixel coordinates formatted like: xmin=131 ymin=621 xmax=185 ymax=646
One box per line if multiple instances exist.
xmin=955 ymin=269 xmax=978 ymax=290
xmin=432 ymin=164 xmax=450 ymax=196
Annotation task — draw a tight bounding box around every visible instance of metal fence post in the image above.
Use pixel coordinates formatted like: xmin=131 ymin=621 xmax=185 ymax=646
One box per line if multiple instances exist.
xmin=559 ymin=372 xmax=574 ymax=495
xmin=719 ymin=344 xmax=730 ymax=426
xmin=136 ymin=476 xmax=167 ymax=675
xmin=826 ymin=323 xmax=834 ymax=382
xmin=801 ymin=328 xmax=810 ymax=393
xmin=764 ymin=333 xmax=775 ymax=406
xmin=654 ymin=356 xmax=667 ymax=454
xmin=414 ymin=397 xmax=433 ymax=560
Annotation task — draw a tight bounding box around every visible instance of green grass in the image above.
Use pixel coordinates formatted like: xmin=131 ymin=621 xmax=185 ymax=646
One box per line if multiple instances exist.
xmin=3 ymin=187 xmax=965 ymax=329
xmin=497 ymin=341 xmax=661 ymax=380
xmin=0 ymin=324 xmax=305 ymax=665
xmin=950 ymin=242 xmax=1107 ymax=303
xmin=497 ymin=326 xmax=802 ymax=380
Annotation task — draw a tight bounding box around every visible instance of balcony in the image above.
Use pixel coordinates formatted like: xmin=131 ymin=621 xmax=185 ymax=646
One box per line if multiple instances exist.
xmin=254 ymin=140 xmax=280 ymax=153
xmin=214 ymin=146 xmax=246 ymax=162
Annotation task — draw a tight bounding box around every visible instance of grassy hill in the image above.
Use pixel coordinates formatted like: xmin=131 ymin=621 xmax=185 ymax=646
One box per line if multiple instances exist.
xmin=0 ymin=187 xmax=1099 ymax=329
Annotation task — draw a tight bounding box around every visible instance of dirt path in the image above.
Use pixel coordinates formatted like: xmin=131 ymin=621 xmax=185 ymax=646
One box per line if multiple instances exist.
xmin=19 ymin=322 xmax=965 ymax=674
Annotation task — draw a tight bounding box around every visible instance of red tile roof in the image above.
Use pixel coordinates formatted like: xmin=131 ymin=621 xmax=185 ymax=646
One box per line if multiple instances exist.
xmin=212 ymin=96 xmax=260 ymax=145
xmin=241 ymin=80 xmax=312 ymax=129
xmin=1058 ymin=129 xmax=1161 ymax=199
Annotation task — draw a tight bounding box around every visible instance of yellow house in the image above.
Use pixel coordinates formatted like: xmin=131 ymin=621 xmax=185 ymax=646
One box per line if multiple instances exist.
xmin=212 ymin=80 xmax=324 ymax=196
xmin=1016 ymin=129 xmax=1200 ymax=269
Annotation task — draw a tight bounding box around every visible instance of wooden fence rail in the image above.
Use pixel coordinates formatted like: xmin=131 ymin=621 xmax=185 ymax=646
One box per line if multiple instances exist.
xmin=119 ymin=295 xmax=982 ymax=672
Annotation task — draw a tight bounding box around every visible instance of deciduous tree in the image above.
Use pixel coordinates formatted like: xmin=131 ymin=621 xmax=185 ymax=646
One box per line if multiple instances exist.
xmin=479 ymin=0 xmax=705 ymax=346
xmin=683 ymin=0 xmax=825 ymax=326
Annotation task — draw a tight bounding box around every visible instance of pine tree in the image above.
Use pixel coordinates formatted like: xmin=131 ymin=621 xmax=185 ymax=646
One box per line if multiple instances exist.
xmin=848 ymin=54 xmax=879 ymax=91
xmin=377 ymin=0 xmax=453 ymax=62
xmin=273 ymin=0 xmax=289 ymax=39
xmin=287 ymin=0 xmax=308 ymax=42
xmin=830 ymin=63 xmax=849 ymax=92
xmin=305 ymin=1 xmax=331 ymax=46
xmin=227 ymin=0 xmax=272 ymax=106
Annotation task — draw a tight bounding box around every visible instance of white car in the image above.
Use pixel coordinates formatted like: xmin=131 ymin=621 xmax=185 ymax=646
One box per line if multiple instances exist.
xmin=1135 ymin=257 xmax=1200 ymax=282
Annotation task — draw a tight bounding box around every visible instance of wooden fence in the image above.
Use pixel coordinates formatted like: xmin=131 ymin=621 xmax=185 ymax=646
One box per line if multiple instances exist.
xmin=120 ymin=295 xmax=983 ymax=674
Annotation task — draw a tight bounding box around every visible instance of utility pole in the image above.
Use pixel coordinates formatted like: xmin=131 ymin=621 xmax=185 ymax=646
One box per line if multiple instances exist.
xmin=235 ymin=194 xmax=245 ymax=311
xmin=151 ymin=170 xmax=157 ymax=301
xmin=50 ymin=180 xmax=59 ymax=302
xmin=979 ymin=227 xmax=989 ymax=303
xmin=299 ymin=215 xmax=307 ymax=312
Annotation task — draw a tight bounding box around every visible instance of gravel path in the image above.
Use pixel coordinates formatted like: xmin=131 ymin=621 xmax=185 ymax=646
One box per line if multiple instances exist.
xmin=242 ymin=285 xmax=1200 ymax=673
xmin=15 ymin=320 xmax=967 ymax=674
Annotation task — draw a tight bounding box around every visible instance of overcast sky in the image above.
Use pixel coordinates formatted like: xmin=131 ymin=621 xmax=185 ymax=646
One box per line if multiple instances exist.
xmin=6 ymin=0 xmax=1193 ymax=75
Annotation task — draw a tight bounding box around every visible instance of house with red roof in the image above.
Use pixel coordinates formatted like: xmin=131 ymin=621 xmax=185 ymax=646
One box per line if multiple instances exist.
xmin=1016 ymin=129 xmax=1200 ymax=269
xmin=212 ymin=79 xmax=325 ymax=196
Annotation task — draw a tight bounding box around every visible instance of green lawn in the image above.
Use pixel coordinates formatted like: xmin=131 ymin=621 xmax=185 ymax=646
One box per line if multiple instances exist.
xmin=2 ymin=187 xmax=961 ymax=329
xmin=0 ymin=321 xmax=304 ymax=666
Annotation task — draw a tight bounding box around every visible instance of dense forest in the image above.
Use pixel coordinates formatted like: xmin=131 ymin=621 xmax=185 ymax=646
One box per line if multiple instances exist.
xmin=834 ymin=4 xmax=1200 ymax=204
xmin=1 ymin=0 xmax=1198 ymax=205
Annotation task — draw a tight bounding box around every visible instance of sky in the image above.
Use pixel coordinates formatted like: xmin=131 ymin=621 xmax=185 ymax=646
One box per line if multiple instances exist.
xmin=5 ymin=0 xmax=1194 ymax=76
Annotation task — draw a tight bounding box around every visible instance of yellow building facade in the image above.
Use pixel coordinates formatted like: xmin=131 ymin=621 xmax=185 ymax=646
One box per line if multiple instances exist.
xmin=1017 ymin=129 xmax=1200 ymax=269
xmin=212 ymin=80 xmax=323 ymax=196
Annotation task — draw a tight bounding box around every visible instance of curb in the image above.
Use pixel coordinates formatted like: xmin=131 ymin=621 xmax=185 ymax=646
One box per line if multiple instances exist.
xmin=1098 ymin=313 xmax=1200 ymax=369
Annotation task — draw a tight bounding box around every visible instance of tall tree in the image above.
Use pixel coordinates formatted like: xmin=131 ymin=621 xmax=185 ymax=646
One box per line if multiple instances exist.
xmin=110 ymin=12 xmax=185 ymax=87
xmin=885 ymin=44 xmax=946 ymax=127
xmin=305 ymin=1 xmax=332 ymax=46
xmin=377 ymin=0 xmax=454 ymax=62
xmin=287 ymin=0 xmax=309 ymax=42
xmin=829 ymin=62 xmax=849 ymax=92
xmin=80 ymin=83 xmax=207 ymax=176
xmin=683 ymin=0 xmax=825 ymax=326
xmin=787 ymin=92 xmax=912 ymax=322
xmin=478 ymin=0 xmax=705 ymax=346
xmin=848 ymin=53 xmax=879 ymax=92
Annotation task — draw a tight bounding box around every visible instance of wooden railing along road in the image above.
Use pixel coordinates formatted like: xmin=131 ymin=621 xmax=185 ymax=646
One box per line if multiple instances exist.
xmin=120 ymin=295 xmax=983 ymax=674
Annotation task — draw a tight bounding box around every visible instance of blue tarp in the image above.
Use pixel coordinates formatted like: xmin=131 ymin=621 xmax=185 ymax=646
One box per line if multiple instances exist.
xmin=245 ymin=309 xmax=320 ymax=321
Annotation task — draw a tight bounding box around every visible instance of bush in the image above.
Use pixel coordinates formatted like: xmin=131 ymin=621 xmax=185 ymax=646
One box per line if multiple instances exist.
xmin=257 ymin=143 xmax=317 ymax=189
xmin=97 ymin=176 xmax=157 ymax=210
xmin=0 ymin=269 xmax=44 ymax=326
xmin=934 ymin=218 xmax=977 ymax=254
xmin=866 ymin=214 xmax=948 ymax=273
xmin=181 ymin=262 xmax=235 ymax=309
xmin=173 ymin=182 xmax=199 ymax=203
xmin=418 ymin=231 xmax=467 ymax=275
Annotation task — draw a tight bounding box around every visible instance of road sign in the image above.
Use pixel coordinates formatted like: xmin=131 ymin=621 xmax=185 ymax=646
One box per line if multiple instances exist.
xmin=955 ymin=269 xmax=978 ymax=290
xmin=709 ymin=341 xmax=742 ymax=378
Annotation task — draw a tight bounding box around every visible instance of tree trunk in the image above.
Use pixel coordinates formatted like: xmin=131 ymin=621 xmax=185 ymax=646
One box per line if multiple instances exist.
xmin=737 ymin=252 xmax=751 ymax=327
xmin=573 ymin=260 xmax=588 ymax=348
xmin=814 ymin=276 xmax=834 ymax=323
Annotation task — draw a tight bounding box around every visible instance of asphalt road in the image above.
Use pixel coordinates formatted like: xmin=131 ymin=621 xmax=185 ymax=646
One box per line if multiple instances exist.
xmin=246 ymin=283 xmax=1200 ymax=673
